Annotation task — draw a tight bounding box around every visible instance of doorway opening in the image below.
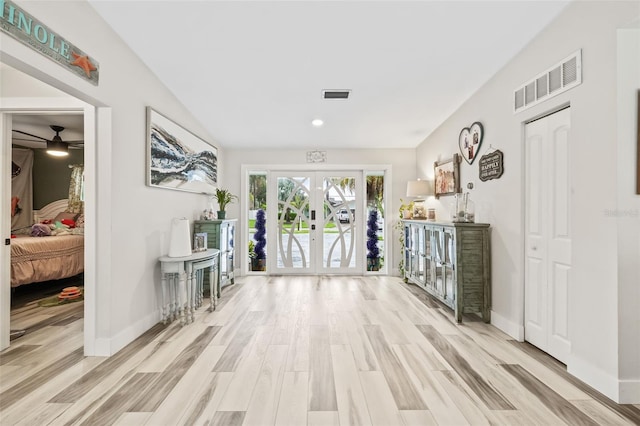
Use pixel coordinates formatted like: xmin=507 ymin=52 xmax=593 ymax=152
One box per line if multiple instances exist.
xmin=1 ymin=61 xmax=100 ymax=355
xmin=244 ymin=166 xmax=388 ymax=276
xmin=9 ymin=112 xmax=85 ymax=343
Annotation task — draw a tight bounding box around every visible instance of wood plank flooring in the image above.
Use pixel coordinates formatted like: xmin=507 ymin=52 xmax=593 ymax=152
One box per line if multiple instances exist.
xmin=2 ymin=275 xmax=639 ymax=425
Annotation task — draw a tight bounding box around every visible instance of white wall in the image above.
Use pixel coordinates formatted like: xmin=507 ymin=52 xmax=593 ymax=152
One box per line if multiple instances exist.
xmin=225 ymin=148 xmax=417 ymax=275
xmin=1 ymin=1 xmax=221 ymax=354
xmin=416 ymin=1 xmax=639 ymax=403
xmin=617 ymin=27 xmax=640 ymax=403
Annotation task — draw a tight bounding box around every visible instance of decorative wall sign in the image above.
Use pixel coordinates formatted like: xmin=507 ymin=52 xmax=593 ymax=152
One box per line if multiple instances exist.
xmin=434 ymin=154 xmax=461 ymax=198
xmin=479 ymin=149 xmax=504 ymax=181
xmin=458 ymin=122 xmax=484 ymax=164
xmin=147 ymin=107 xmax=218 ymax=194
xmin=0 ymin=0 xmax=99 ymax=85
xmin=307 ymin=150 xmax=326 ymax=163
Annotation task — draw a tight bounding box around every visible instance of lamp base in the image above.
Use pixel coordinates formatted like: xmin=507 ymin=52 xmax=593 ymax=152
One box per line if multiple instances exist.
xmin=412 ymin=199 xmax=427 ymax=220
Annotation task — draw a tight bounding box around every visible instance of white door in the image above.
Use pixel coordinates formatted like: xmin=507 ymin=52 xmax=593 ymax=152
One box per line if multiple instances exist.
xmin=269 ymin=171 xmax=362 ymax=274
xmin=524 ymin=107 xmax=572 ymax=364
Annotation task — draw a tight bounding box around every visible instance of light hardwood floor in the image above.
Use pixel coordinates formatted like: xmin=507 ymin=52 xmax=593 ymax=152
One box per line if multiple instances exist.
xmin=1 ymin=275 xmax=639 ymax=425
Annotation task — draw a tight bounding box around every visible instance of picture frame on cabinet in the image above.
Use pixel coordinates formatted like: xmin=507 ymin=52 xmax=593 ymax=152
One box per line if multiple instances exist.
xmin=146 ymin=107 xmax=218 ymax=194
xmin=434 ymin=154 xmax=461 ymax=198
xmin=193 ymin=232 xmax=207 ymax=252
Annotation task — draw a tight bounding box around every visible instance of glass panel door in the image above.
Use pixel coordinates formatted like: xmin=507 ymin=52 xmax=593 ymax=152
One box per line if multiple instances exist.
xmin=272 ymin=174 xmax=313 ymax=273
xmin=318 ymin=172 xmax=361 ymax=273
xmin=269 ymin=171 xmax=361 ymax=274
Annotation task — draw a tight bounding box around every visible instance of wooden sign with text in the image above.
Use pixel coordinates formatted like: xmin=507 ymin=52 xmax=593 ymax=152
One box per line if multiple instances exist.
xmin=479 ymin=150 xmax=504 ymax=182
xmin=0 ymin=0 xmax=99 ymax=85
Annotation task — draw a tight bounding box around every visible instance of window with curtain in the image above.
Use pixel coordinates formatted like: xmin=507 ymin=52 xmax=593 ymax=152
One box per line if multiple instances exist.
xmin=68 ymin=164 xmax=84 ymax=213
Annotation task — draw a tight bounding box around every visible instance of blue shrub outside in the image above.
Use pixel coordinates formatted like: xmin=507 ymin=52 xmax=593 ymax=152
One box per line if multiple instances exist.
xmin=367 ymin=209 xmax=379 ymax=260
xmin=254 ymin=209 xmax=266 ymax=260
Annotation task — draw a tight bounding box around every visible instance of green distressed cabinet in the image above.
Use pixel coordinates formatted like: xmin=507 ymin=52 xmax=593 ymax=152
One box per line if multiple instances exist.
xmin=194 ymin=219 xmax=236 ymax=296
xmin=403 ymin=220 xmax=491 ymax=323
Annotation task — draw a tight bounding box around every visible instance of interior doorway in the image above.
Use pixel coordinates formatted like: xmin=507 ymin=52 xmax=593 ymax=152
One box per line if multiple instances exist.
xmin=0 ymin=62 xmax=99 ymax=354
xmin=246 ymin=166 xmax=388 ymax=276
xmin=524 ymin=106 xmax=572 ymax=364
xmin=9 ymin=112 xmax=85 ymax=343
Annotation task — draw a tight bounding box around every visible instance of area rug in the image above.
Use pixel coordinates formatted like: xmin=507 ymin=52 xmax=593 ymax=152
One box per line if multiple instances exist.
xmin=38 ymin=286 xmax=84 ymax=307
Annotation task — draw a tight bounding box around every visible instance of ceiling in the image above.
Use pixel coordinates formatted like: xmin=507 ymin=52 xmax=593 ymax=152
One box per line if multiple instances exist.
xmin=12 ymin=114 xmax=84 ymax=150
xmin=89 ymin=1 xmax=569 ymax=150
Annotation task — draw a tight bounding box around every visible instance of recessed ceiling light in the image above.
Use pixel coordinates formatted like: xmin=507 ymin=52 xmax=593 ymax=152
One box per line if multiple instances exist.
xmin=311 ymin=119 xmax=324 ymax=127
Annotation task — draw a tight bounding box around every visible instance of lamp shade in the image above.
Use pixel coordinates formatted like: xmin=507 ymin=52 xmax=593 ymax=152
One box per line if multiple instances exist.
xmin=168 ymin=218 xmax=192 ymax=257
xmin=406 ymin=180 xmax=432 ymax=197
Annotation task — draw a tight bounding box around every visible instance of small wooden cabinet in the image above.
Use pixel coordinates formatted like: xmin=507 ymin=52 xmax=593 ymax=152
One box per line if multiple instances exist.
xmin=403 ymin=220 xmax=491 ymax=323
xmin=194 ymin=219 xmax=236 ymax=296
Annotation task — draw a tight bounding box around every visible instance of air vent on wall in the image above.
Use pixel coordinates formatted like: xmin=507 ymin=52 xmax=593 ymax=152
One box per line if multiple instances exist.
xmin=513 ymin=49 xmax=582 ymax=114
xmin=323 ymin=90 xmax=351 ymax=99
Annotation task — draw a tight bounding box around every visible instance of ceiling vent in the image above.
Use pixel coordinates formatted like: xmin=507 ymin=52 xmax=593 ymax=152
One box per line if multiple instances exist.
xmin=513 ymin=50 xmax=582 ymax=114
xmin=323 ymin=90 xmax=351 ymax=100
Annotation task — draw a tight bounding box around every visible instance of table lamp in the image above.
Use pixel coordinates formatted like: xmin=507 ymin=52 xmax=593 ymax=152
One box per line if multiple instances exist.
xmin=406 ymin=179 xmax=432 ymax=220
xmin=168 ymin=217 xmax=192 ymax=257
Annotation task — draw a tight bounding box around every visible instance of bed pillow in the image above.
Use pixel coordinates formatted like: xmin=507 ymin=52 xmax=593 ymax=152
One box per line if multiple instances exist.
xmin=31 ymin=223 xmax=51 ymax=237
xmin=52 ymin=211 xmax=79 ymax=223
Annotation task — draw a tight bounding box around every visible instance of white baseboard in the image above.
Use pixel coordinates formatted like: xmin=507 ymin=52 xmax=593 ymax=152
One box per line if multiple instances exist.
xmin=568 ymin=355 xmax=622 ymax=403
xmin=91 ymin=310 xmax=161 ymax=357
xmin=490 ymin=310 xmax=524 ymax=341
xmin=618 ymin=379 xmax=640 ymax=404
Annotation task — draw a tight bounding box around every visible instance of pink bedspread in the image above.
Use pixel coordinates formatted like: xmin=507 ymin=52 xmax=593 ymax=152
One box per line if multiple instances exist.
xmin=10 ymin=235 xmax=84 ymax=287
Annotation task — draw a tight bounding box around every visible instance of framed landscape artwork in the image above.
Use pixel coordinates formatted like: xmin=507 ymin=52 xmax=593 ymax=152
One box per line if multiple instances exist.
xmin=434 ymin=154 xmax=461 ymax=198
xmin=146 ymin=107 xmax=218 ymax=194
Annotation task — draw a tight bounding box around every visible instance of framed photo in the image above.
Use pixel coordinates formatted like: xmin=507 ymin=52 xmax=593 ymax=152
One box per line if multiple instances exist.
xmin=146 ymin=107 xmax=218 ymax=194
xmin=434 ymin=154 xmax=461 ymax=198
xmin=193 ymin=232 xmax=207 ymax=252
xmin=458 ymin=122 xmax=484 ymax=165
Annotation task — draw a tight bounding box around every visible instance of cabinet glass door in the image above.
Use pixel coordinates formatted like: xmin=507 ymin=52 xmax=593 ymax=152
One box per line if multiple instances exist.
xmin=224 ymin=223 xmax=235 ymax=283
xmin=433 ymin=227 xmax=455 ymax=305
xmin=219 ymin=223 xmax=229 ymax=281
xmin=404 ymin=224 xmax=411 ymax=277
xmin=408 ymin=224 xmax=419 ymax=280
xmin=424 ymin=227 xmax=433 ymax=289
xmin=415 ymin=225 xmax=426 ymax=286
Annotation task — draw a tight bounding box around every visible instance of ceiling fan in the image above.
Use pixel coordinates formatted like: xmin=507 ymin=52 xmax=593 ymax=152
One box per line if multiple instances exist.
xmin=12 ymin=125 xmax=84 ymax=157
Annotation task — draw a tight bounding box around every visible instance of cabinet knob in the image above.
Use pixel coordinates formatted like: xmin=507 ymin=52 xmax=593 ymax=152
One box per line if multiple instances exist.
xmin=532 ymin=246 xmax=537 ymax=251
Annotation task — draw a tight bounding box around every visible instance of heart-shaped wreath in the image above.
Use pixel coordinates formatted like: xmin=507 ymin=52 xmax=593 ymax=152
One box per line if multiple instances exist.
xmin=458 ymin=122 xmax=484 ymax=165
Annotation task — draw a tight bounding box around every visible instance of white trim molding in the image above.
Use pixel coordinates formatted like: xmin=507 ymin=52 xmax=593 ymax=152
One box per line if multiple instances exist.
xmin=491 ymin=310 xmax=525 ymax=341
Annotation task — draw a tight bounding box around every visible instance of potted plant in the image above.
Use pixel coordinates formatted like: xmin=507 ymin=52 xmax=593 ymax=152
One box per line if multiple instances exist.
xmin=367 ymin=209 xmax=380 ymax=271
xmin=252 ymin=209 xmax=266 ymax=271
xmin=248 ymin=240 xmax=257 ymax=270
xmin=395 ymin=200 xmax=411 ymax=279
xmin=215 ymin=188 xmax=237 ymax=219
xmin=399 ymin=198 xmax=414 ymax=219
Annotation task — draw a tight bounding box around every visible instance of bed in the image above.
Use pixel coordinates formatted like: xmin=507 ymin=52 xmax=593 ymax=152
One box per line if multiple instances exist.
xmin=10 ymin=199 xmax=84 ymax=288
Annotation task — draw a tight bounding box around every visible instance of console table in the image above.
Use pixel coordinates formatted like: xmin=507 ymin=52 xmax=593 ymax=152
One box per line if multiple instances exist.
xmin=158 ymin=248 xmax=220 ymax=325
xmin=402 ymin=220 xmax=491 ymax=323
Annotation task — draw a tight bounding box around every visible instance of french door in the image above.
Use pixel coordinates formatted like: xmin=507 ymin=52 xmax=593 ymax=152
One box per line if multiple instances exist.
xmin=268 ymin=171 xmax=362 ymax=274
xmin=524 ymin=107 xmax=572 ymax=364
